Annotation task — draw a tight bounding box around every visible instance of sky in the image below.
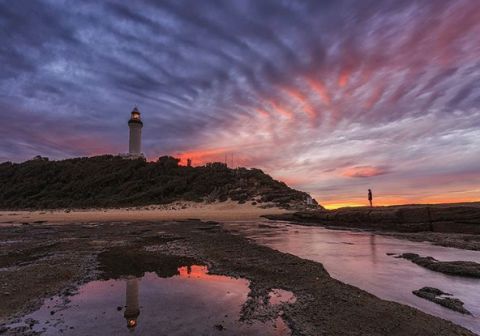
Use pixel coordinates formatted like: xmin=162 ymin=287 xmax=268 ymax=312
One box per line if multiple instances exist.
xmin=1 ymin=0 xmax=479 ymax=208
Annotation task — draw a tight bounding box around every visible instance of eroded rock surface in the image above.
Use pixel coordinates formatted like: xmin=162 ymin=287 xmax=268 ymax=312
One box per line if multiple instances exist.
xmin=265 ymin=203 xmax=480 ymax=234
xmin=399 ymin=253 xmax=480 ymax=278
xmin=413 ymin=287 xmax=471 ymax=315
xmin=0 ymin=221 xmax=476 ymax=335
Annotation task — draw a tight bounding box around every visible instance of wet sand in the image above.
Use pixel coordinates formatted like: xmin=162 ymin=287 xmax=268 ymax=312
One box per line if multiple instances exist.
xmin=0 ymin=201 xmax=289 ymax=224
xmin=0 ymin=220 xmax=475 ymax=335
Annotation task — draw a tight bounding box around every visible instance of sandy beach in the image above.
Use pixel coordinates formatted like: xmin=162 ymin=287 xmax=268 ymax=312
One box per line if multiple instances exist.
xmin=0 ymin=201 xmax=290 ymax=224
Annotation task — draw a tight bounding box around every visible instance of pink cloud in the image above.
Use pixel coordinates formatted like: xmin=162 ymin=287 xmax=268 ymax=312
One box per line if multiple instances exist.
xmin=342 ymin=166 xmax=390 ymax=178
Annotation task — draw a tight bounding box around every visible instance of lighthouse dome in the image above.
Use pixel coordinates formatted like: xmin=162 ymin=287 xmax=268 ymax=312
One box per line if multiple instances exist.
xmin=129 ymin=107 xmax=143 ymax=125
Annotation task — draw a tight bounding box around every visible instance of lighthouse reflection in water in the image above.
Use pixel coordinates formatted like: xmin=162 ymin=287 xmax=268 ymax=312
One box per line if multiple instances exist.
xmin=6 ymin=264 xmax=292 ymax=335
xmin=124 ymin=276 xmax=140 ymax=329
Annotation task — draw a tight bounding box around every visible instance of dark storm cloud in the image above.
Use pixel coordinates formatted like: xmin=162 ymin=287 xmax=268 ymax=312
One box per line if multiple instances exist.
xmin=1 ymin=0 xmax=479 ymax=205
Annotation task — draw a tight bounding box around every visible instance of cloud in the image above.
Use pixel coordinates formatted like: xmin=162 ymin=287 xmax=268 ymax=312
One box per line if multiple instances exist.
xmin=1 ymin=0 xmax=479 ymax=205
xmin=342 ymin=166 xmax=390 ymax=178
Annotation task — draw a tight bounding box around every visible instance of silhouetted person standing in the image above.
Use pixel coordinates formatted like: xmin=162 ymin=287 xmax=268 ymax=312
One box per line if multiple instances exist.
xmin=368 ymin=189 xmax=373 ymax=207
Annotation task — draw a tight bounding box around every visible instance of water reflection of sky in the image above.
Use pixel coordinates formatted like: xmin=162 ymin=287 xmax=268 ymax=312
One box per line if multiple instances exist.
xmin=6 ymin=266 xmax=291 ymax=335
xmin=223 ymin=221 xmax=480 ymax=335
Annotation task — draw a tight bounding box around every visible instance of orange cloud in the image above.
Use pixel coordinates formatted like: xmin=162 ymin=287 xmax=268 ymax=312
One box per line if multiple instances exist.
xmin=338 ymin=70 xmax=349 ymax=88
xmin=321 ymin=196 xmax=480 ymax=210
xmin=306 ymin=78 xmax=331 ymax=106
xmin=282 ymin=87 xmax=317 ymax=122
xmin=255 ymin=108 xmax=270 ymax=118
xmin=266 ymin=100 xmax=294 ymax=120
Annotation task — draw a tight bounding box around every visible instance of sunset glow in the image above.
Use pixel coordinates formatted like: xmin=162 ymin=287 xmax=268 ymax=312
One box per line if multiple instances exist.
xmin=177 ymin=265 xmax=240 ymax=283
xmin=1 ymin=1 xmax=479 ymax=207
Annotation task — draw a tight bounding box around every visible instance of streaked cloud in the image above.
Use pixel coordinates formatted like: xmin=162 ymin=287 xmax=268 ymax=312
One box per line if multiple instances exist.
xmin=1 ymin=0 xmax=479 ymax=207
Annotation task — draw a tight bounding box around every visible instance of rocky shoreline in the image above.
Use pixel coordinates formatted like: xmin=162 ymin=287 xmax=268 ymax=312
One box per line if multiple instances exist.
xmin=413 ymin=287 xmax=471 ymax=315
xmin=0 ymin=220 xmax=476 ymax=335
xmin=397 ymin=253 xmax=480 ymax=278
xmin=264 ymin=203 xmax=480 ymax=250
xmin=264 ymin=203 xmax=480 ymax=234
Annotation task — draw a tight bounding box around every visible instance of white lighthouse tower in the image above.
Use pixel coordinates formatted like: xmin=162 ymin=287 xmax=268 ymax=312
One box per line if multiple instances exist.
xmin=128 ymin=107 xmax=144 ymax=158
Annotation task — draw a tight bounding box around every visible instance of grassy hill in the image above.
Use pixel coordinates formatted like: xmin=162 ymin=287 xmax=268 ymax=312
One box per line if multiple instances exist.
xmin=0 ymin=155 xmax=318 ymax=210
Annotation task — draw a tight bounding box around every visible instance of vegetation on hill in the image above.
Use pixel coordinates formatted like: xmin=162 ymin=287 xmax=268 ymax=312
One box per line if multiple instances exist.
xmin=0 ymin=155 xmax=317 ymax=210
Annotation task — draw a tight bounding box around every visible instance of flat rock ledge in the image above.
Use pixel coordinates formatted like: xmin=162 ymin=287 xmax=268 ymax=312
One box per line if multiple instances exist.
xmin=264 ymin=204 xmax=480 ymax=234
xmin=413 ymin=287 xmax=471 ymax=315
xmin=398 ymin=253 xmax=480 ymax=278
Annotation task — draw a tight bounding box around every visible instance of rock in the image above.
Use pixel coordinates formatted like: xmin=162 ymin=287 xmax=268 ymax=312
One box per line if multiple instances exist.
xmin=265 ymin=204 xmax=480 ymax=234
xmin=24 ymin=318 xmax=38 ymax=328
xmin=413 ymin=287 xmax=471 ymax=315
xmin=258 ymin=224 xmax=276 ymax=229
xmin=214 ymin=324 xmax=225 ymax=331
xmin=399 ymin=253 xmax=480 ymax=278
xmin=395 ymin=207 xmax=430 ymax=224
xmin=415 ymin=287 xmax=450 ymax=296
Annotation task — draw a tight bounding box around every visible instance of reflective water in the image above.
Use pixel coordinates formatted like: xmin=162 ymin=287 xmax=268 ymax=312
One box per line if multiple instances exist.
xmin=7 ymin=265 xmax=291 ymax=335
xmin=223 ymin=221 xmax=480 ymax=334
xmin=269 ymin=288 xmax=296 ymax=305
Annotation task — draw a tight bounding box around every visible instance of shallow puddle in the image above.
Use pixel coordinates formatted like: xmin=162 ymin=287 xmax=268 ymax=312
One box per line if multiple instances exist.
xmin=268 ymin=289 xmax=297 ymax=305
xmin=5 ymin=265 xmax=291 ymax=335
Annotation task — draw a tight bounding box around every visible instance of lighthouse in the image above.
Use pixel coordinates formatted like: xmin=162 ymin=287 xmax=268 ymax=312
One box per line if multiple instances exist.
xmin=128 ymin=107 xmax=143 ymax=157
